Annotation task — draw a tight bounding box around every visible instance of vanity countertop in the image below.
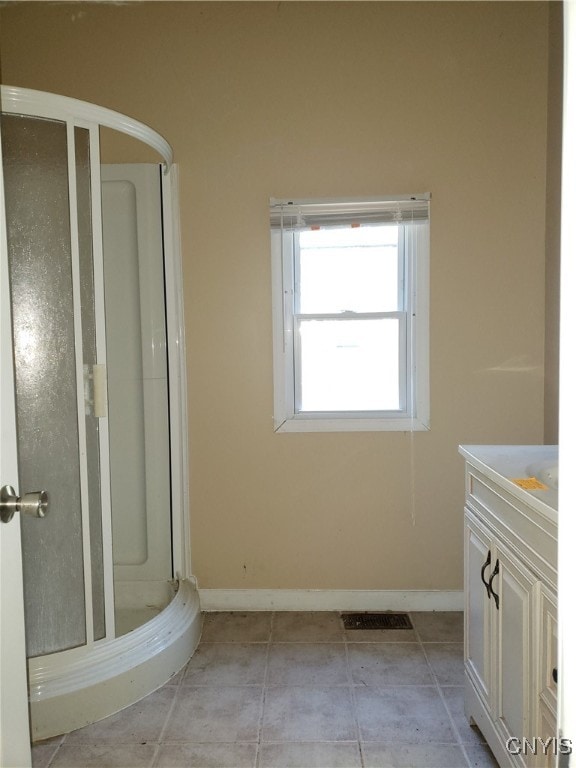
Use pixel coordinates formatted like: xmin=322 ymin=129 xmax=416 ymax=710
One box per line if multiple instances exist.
xmin=459 ymin=444 xmax=558 ymax=522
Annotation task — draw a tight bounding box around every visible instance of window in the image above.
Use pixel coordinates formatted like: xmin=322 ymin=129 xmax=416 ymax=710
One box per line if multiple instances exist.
xmin=270 ymin=196 xmax=430 ymax=432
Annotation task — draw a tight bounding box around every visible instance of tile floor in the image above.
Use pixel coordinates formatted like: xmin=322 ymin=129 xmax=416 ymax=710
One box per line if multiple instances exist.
xmin=32 ymin=611 xmax=499 ymax=768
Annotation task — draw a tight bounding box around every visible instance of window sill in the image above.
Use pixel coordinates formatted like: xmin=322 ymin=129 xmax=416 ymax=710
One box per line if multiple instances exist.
xmin=273 ymin=416 xmax=430 ymax=433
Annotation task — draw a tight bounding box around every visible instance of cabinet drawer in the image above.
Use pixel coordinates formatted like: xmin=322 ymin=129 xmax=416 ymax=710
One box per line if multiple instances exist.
xmin=467 ymin=471 xmax=557 ymax=585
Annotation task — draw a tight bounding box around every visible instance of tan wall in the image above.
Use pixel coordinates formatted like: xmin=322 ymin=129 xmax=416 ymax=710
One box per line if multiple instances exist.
xmin=544 ymin=1 xmax=562 ymax=444
xmin=0 ymin=2 xmax=551 ymax=591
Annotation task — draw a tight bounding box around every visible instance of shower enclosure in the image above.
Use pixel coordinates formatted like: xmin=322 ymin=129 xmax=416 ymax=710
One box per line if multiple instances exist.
xmin=0 ymin=86 xmax=201 ymax=740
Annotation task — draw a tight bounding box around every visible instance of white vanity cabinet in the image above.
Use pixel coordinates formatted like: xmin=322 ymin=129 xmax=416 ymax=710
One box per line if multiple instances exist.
xmin=460 ymin=446 xmax=558 ymax=768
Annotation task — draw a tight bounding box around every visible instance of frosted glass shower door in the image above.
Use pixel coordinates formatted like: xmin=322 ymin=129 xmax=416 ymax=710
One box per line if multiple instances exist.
xmin=2 ymin=114 xmax=109 ymax=656
xmin=0 ymin=108 xmax=32 ymax=768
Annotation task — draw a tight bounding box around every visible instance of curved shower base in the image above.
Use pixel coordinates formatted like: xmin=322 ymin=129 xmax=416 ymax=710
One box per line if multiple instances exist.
xmin=29 ymin=580 xmax=202 ymax=740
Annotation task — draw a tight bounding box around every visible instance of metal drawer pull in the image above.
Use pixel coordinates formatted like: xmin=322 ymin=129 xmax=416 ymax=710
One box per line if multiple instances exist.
xmin=488 ymin=559 xmax=500 ymax=610
xmin=480 ymin=550 xmax=492 ymax=598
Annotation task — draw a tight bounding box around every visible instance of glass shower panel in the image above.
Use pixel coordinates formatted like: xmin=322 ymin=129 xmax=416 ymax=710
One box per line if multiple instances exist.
xmin=2 ymin=114 xmax=87 ymax=656
xmin=75 ymin=127 xmax=106 ymax=642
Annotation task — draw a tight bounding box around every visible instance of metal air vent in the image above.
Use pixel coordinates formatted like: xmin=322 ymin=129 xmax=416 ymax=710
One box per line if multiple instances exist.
xmin=341 ymin=612 xmax=413 ymax=630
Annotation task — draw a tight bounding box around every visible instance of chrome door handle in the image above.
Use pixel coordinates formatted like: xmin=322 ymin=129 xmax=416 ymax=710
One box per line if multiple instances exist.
xmin=0 ymin=485 xmax=48 ymax=524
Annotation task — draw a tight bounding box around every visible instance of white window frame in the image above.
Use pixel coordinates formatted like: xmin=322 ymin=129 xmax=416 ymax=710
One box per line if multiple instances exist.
xmin=270 ymin=196 xmax=430 ymax=433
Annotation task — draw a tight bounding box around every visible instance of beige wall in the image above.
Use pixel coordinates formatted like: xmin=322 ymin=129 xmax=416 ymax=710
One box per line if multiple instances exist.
xmin=544 ymin=1 xmax=562 ymax=444
xmin=0 ymin=2 xmax=552 ymax=591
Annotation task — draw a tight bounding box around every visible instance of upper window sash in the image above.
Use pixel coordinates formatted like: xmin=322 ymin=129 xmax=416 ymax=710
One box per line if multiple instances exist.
xmin=293 ymin=225 xmax=405 ymax=315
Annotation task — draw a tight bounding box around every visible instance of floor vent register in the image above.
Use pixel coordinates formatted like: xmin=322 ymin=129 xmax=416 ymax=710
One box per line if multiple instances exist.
xmin=341 ymin=612 xmax=413 ymax=630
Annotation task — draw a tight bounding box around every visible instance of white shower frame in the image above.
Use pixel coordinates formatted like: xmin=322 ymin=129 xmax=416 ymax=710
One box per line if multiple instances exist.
xmin=0 ymin=85 xmax=200 ymax=740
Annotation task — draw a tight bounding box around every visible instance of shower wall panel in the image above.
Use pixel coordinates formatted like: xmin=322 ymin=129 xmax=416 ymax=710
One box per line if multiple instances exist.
xmin=102 ymin=179 xmax=148 ymax=566
xmin=101 ymin=164 xmax=171 ymax=604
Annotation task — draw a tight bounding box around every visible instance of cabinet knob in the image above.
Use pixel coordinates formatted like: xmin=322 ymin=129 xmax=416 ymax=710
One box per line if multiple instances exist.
xmin=553 ymin=667 xmax=558 ymax=684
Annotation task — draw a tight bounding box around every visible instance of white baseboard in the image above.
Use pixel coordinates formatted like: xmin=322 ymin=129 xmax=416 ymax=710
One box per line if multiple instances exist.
xmin=198 ymin=589 xmax=463 ymax=613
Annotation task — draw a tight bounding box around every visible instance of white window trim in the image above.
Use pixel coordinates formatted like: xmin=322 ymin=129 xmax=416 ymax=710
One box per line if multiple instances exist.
xmin=271 ymin=197 xmax=430 ymax=433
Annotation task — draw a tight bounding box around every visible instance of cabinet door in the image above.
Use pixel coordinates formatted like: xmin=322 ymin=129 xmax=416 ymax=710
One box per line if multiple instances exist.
xmin=464 ymin=509 xmax=493 ymax=707
xmin=493 ymin=542 xmax=538 ymax=748
xmin=535 ymin=586 xmax=557 ymax=746
xmin=534 ymin=703 xmax=557 ymax=768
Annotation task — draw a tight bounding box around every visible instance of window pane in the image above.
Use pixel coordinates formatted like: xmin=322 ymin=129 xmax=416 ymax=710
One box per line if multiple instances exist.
xmin=298 ymin=225 xmax=399 ymax=314
xmin=298 ymin=318 xmax=400 ymax=412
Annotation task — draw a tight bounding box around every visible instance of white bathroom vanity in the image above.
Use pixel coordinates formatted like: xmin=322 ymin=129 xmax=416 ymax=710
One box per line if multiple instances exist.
xmin=460 ymin=445 xmax=558 ymax=768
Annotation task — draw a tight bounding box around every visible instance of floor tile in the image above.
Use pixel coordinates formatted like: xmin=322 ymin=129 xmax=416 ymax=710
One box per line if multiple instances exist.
xmin=267 ymin=643 xmax=348 ymax=685
xmin=29 ymin=610 xmax=475 ymax=768
xmin=163 ymin=685 xmax=263 ymax=742
xmin=348 ymin=643 xmax=433 ymax=686
xmin=441 ymin=687 xmax=487 ymax=745
xmin=262 ymin=686 xmax=356 ymax=742
xmin=409 ymin=612 xmax=464 ymax=642
xmin=258 ymin=742 xmax=362 ymax=767
xmin=154 ymin=742 xmax=258 ymax=767
xmin=464 ymin=743 xmax=500 ymax=767
xmin=32 ymin=742 xmax=62 ymax=768
xmin=355 ymin=686 xmax=456 ymax=743
xmin=424 ymin=643 xmax=465 ymax=685
xmin=271 ymin=612 xmax=345 ymax=642
xmin=344 ymin=627 xmax=419 ymax=643
xmin=63 ymin=686 xmax=175 ymax=744
xmin=361 ymin=743 xmax=469 ymax=767
xmin=50 ymin=744 xmax=156 ymax=767
xmin=201 ymin=612 xmax=273 ymax=642
xmin=183 ymin=642 xmax=268 ymax=685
